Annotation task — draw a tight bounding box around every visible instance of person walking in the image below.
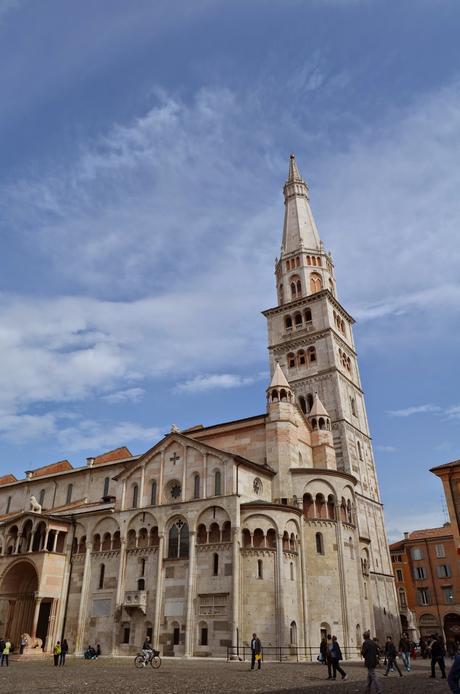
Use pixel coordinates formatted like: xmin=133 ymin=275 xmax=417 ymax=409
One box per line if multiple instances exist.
xmin=250 ymin=633 xmax=262 ymax=670
xmin=1 ymin=638 xmax=11 ymax=667
xmin=430 ymin=634 xmax=447 ymax=679
xmin=398 ymin=632 xmax=411 ymax=672
xmin=383 ymin=636 xmax=403 ymax=677
xmin=325 ymin=634 xmax=334 ymax=680
xmin=319 ymin=636 xmax=327 ymax=666
xmin=53 ymin=641 xmax=61 ymax=666
xmin=361 ymin=631 xmax=382 ymax=694
xmin=448 ymin=652 xmax=460 ymax=693
xmin=330 ymin=636 xmax=348 ymax=681
xmin=19 ymin=635 xmax=27 ymax=655
xmin=59 ymin=639 xmax=68 ymax=666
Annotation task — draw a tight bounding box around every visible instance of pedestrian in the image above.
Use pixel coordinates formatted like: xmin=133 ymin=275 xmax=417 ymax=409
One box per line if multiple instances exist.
xmin=330 ymin=635 xmax=348 ymax=681
xmin=325 ymin=633 xmax=333 ymax=680
xmin=448 ymin=652 xmax=460 ymax=693
xmin=420 ymin=637 xmax=427 ymax=659
xmin=398 ymin=632 xmax=411 ymax=671
xmin=361 ymin=630 xmax=382 ymax=694
xmin=430 ymin=634 xmax=446 ymax=679
xmin=96 ymin=643 xmax=101 ymax=657
xmin=60 ymin=639 xmax=68 ymax=666
xmin=319 ymin=636 xmax=327 ymax=665
xmin=383 ymin=636 xmax=403 ymax=677
xmin=250 ymin=633 xmax=262 ymax=670
xmin=1 ymin=638 xmax=11 ymax=667
xmin=53 ymin=640 xmax=61 ymax=666
xmin=19 ymin=635 xmax=27 ymax=655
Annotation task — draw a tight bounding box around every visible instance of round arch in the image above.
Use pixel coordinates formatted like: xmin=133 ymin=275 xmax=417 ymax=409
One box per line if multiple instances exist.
xmin=0 ymin=560 xmax=40 ymax=647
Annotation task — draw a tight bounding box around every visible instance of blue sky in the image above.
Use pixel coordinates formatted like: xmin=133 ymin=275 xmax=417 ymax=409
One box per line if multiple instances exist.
xmin=1 ymin=0 xmax=460 ymax=539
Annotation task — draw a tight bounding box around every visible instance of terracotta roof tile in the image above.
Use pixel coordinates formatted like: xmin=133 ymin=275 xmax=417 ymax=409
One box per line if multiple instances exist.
xmin=408 ymin=525 xmax=452 ymax=540
xmin=29 ymin=459 xmax=73 ymax=478
xmin=0 ymin=474 xmax=17 ymax=486
xmin=93 ymin=447 xmax=133 ymax=465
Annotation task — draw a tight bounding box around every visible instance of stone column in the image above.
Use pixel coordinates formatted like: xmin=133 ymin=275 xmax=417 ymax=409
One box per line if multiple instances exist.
xmin=153 ymin=535 xmax=164 ymax=651
xmin=31 ymin=595 xmax=42 ymax=639
xmin=158 ymin=451 xmax=165 ymax=504
xmin=52 ymin=531 xmax=59 ymax=553
xmin=298 ymin=518 xmax=309 ymax=655
xmin=231 ymin=526 xmax=241 ymax=651
xmin=54 ymin=534 xmax=73 ymax=643
xmin=27 ymin=531 xmax=34 ymax=553
xmin=44 ymin=599 xmax=58 ymax=652
xmin=14 ymin=533 xmax=22 ymax=554
xmin=181 ymin=447 xmax=187 ymax=502
xmin=43 ymin=528 xmax=50 ymax=551
xmin=184 ymin=530 xmax=197 ymax=657
xmin=139 ymin=465 xmax=146 ymax=506
xmin=115 ymin=538 xmax=127 ymax=606
xmin=75 ymin=541 xmax=93 ymax=653
xmin=276 ymin=533 xmax=286 ymax=648
xmin=335 ymin=510 xmax=350 ymax=649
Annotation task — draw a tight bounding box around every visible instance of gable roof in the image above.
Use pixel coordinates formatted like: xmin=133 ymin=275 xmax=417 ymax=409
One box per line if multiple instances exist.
xmin=27 ymin=460 xmax=73 ymax=478
xmin=92 ymin=447 xmax=133 ymax=465
xmin=0 ymin=474 xmax=17 ymax=486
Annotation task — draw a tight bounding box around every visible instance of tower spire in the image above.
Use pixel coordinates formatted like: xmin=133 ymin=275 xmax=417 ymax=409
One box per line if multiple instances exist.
xmin=281 ymin=154 xmax=321 ymax=255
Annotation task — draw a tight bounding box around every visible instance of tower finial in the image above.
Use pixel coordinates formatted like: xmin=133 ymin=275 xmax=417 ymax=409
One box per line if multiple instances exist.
xmin=288 ymin=153 xmax=302 ymax=183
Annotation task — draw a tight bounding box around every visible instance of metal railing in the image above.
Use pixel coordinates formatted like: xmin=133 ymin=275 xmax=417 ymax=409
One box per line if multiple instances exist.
xmin=226 ymin=645 xmax=362 ymax=662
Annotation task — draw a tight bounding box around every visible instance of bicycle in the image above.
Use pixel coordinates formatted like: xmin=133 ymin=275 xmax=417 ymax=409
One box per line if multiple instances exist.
xmin=134 ymin=649 xmax=161 ymax=669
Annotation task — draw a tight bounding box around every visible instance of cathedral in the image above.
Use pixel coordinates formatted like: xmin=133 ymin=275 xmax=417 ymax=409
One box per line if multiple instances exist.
xmin=0 ymin=156 xmax=398 ymax=658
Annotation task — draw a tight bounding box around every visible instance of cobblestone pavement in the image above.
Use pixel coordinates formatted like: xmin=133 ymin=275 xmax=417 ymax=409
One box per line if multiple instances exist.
xmin=0 ymin=657 xmax=449 ymax=694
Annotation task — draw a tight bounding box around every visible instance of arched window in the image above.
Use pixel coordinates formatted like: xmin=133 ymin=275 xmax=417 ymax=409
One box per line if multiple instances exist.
xmin=297 ymin=349 xmax=306 ymax=366
xmin=209 ymin=522 xmax=220 ymax=543
xmin=286 ymin=260 xmax=291 ymax=270
xmin=290 ymin=562 xmax=294 ymax=580
xmin=310 ymin=273 xmax=322 ymax=294
xmin=288 ymin=352 xmax=296 ymax=368
xmin=222 ymin=521 xmax=231 ymax=542
xmin=315 ymin=532 xmax=324 ymax=555
xmin=357 ymin=441 xmax=363 ymax=461
xmin=98 ymin=563 xmax=105 ymax=589
xmin=306 ymin=393 xmax=314 ymax=412
xmin=168 ymin=520 xmax=189 ymax=559
xmin=296 ymin=256 xmax=300 ymax=267
xmin=197 ymin=524 xmax=207 ymax=544
xmin=214 ymin=470 xmax=222 ymax=496
xmin=299 ymin=396 xmax=307 ymax=414
xmin=93 ymin=533 xmax=101 ymax=552
xmin=132 ymin=484 xmax=139 ymax=508
xmin=113 ymin=531 xmax=121 ymax=550
xmin=399 ymin=588 xmax=407 ymax=607
xmin=138 ymin=578 xmax=145 ymax=591
xmin=294 ymin=312 xmax=302 ymax=326
xmin=253 ymin=528 xmax=265 ymax=548
xmin=317 ymin=257 xmax=322 ymax=267
xmin=38 ymin=489 xmax=45 ymax=506
xmin=349 ymin=536 xmax=354 ymax=559
xmin=213 ymin=553 xmax=219 ymax=576
xmin=285 ymin=316 xmax=292 ymax=330
xmin=242 ymin=529 xmax=251 ymax=547
xmin=297 ymin=280 xmax=302 ymax=295
xmin=257 ymin=559 xmax=263 ymax=579
xmin=102 ymin=532 xmax=111 ymax=550
xmin=306 ymin=255 xmax=311 ymax=265
xmin=304 ymin=307 xmax=312 ymax=322
xmin=66 ymin=483 xmax=73 ymax=505
xmin=350 ymin=398 xmax=357 ymax=417
xmin=290 ymin=621 xmax=298 ymax=645
xmin=194 ymin=474 xmax=200 ymax=499
xmin=150 ymin=481 xmax=157 ymax=506
xmin=307 ymin=346 xmax=316 ymax=363
xmin=200 ymin=622 xmax=208 ymax=646
xmin=103 ymin=477 xmax=110 ymax=498
xmin=303 ymin=493 xmax=313 ymax=518
xmin=291 ymin=282 xmax=297 ymax=299
xmin=312 ymin=256 xmax=317 ymax=266
xmin=266 ymin=528 xmax=276 ymax=548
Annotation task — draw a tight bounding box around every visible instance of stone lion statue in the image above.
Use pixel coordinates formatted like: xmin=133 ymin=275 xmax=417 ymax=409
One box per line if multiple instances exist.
xmin=30 ymin=495 xmax=42 ymax=513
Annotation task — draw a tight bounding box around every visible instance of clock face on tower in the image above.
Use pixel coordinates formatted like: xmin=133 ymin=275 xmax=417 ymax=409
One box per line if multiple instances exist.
xmin=170 ymin=484 xmax=182 ymax=499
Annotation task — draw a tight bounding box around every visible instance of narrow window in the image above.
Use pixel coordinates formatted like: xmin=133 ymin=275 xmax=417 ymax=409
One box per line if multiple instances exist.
xmin=66 ymin=483 xmax=73 ymax=505
xmin=294 ymin=312 xmax=302 ymax=326
xmin=357 ymin=441 xmax=363 ymax=461
xmin=137 ymin=578 xmax=145 ymax=590
xmin=285 ymin=315 xmax=292 ymax=330
xmin=290 ymin=562 xmax=294 ymax=580
xmin=38 ymin=489 xmax=45 ymax=506
xmin=140 ymin=558 xmax=146 ymax=576
xmin=350 ymin=398 xmax=357 ymax=417
xmin=123 ymin=626 xmax=130 ymax=644
xmin=299 ymin=396 xmax=307 ymax=414
xmin=304 ymin=307 xmax=312 ymax=322
xmin=99 ymin=563 xmax=105 ymax=589
xmin=6 ymin=496 xmax=11 ymax=514
xmin=132 ymin=484 xmax=139 ymax=508
xmin=214 ymin=470 xmax=222 ymax=496
xmin=257 ymin=559 xmax=263 ymax=579
xmin=288 ymin=353 xmax=296 ymax=368
xmin=308 ymin=346 xmax=316 ymax=363
xmin=315 ymin=532 xmax=324 ymax=555
xmin=213 ymin=553 xmax=219 ymax=576
xmin=307 ymin=393 xmax=314 ymax=412
xmin=103 ymin=477 xmax=110 ymax=498
xmin=150 ymin=481 xmax=157 ymax=506
xmin=194 ymin=474 xmax=200 ymax=499
xmin=173 ymin=626 xmax=180 ymax=645
xmin=201 ymin=627 xmax=208 ymax=646
xmin=291 ymin=282 xmax=296 ymax=299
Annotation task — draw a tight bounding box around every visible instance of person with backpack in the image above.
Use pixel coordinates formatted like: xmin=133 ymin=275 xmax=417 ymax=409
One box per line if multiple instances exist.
xmin=1 ymin=638 xmax=11 ymax=667
xmin=330 ymin=635 xmax=348 ymax=681
xmin=53 ymin=641 xmax=61 ymax=666
xmin=383 ymin=636 xmax=403 ymax=677
xmin=430 ymin=634 xmax=447 ymax=679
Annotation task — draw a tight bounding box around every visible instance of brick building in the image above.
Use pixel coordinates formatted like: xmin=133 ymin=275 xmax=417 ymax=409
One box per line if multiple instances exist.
xmin=390 ymin=525 xmax=460 ymax=645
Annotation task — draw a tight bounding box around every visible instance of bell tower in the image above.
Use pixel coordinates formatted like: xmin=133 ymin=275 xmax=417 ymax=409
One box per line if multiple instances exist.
xmin=263 ymin=155 xmax=396 ymax=631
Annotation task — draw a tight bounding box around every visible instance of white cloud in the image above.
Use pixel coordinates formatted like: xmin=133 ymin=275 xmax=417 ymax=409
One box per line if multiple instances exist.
xmin=374 ymin=445 xmax=396 ymax=453
xmin=387 ymin=404 xmax=441 ymax=417
xmin=56 ymin=419 xmax=160 ymax=453
xmin=175 ymin=373 xmax=256 ymax=394
xmin=103 ymin=388 xmax=145 ymax=404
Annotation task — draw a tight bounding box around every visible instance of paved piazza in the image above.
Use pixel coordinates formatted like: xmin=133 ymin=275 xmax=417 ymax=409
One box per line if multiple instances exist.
xmin=0 ymin=658 xmax=448 ymax=694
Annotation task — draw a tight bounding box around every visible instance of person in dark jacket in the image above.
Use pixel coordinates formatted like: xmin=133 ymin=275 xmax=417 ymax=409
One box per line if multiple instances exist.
xmin=398 ymin=632 xmax=411 ymax=672
xmin=430 ymin=635 xmax=446 ymax=679
xmin=383 ymin=636 xmax=403 ymax=677
xmin=448 ymin=653 xmax=460 ymax=693
xmin=330 ymin=636 xmax=348 ymax=680
xmin=319 ymin=636 xmax=328 ymax=666
xmin=250 ymin=633 xmax=262 ymax=670
xmin=59 ymin=639 xmax=68 ymax=666
xmin=361 ymin=631 xmax=382 ymax=694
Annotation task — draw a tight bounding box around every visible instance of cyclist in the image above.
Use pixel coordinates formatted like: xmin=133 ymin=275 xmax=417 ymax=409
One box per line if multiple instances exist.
xmin=142 ymin=635 xmax=153 ymax=666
